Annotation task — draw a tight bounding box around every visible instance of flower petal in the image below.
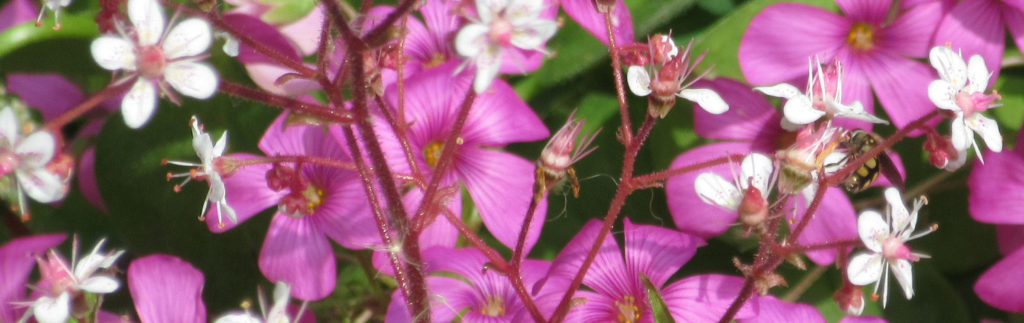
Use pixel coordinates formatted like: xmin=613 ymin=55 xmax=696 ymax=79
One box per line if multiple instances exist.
xmin=694 ymin=172 xmax=741 ymax=210
xmin=17 ymin=168 xmax=65 ymax=203
xmin=975 ymin=245 xmax=1024 ymax=312
xmin=458 ymin=148 xmax=546 ymax=253
xmin=0 ymin=108 xmax=16 ymax=147
xmin=859 ymin=51 xmax=936 ymax=132
xmin=737 ymin=296 xmax=824 ymax=323
xmin=463 ymin=74 xmax=549 ymax=145
xmin=789 ymin=187 xmax=858 ymax=265
xmin=890 ymin=259 xmax=915 ymax=299
xmin=91 ymin=35 xmax=138 ymax=71
xmin=626 ymin=66 xmax=652 ymax=97
xmin=967 ymin=114 xmax=1002 ymax=153
xmin=78 ymin=275 xmax=120 ymax=294
xmin=561 ymin=0 xmax=634 ymax=46
xmin=966 ymin=54 xmax=991 ymax=94
xmin=836 ymin=0 xmax=891 ymax=24
xmin=693 ymin=78 xmax=783 ymax=144
xmin=624 ymin=218 xmax=704 ymax=288
xmin=740 ymin=153 xmax=773 ymax=195
xmin=454 ymin=23 xmax=488 ymax=59
xmin=32 ymin=293 xmax=70 ymax=323
xmin=510 ymin=19 xmax=557 ymax=51
xmin=968 ymin=148 xmax=1024 ymax=224
xmin=15 ymin=130 xmax=55 ymax=168
xmin=739 ymin=3 xmax=848 ymax=85
xmin=884 ymin=187 xmax=912 ymax=234
xmin=128 ymin=254 xmax=207 ymax=323
xmin=6 ymin=74 xmax=86 ymax=121
xmin=667 ymin=142 xmax=756 ymax=238
xmin=783 ymin=94 xmax=825 ymax=125
xmin=680 ymin=88 xmax=729 ymax=114
xmin=927 ymin=79 xmax=959 ymax=111
xmin=162 ymin=18 xmax=212 ymax=59
xmin=876 ymin=1 xmax=944 ymax=57
xmin=206 ymin=155 xmax=283 ymax=232
xmin=931 ymin=0 xmax=1004 ymax=88
xmin=847 ymin=252 xmax=884 ymax=286
xmin=259 ymin=215 xmax=335 ymax=301
xmin=663 ymin=274 xmax=759 ymax=322
xmin=950 ymin=115 xmax=970 ymax=152
xmin=753 ymin=83 xmax=802 ymax=99
xmin=0 ymin=234 xmax=66 ymax=323
xmin=928 ymin=46 xmax=967 ymax=89
xmin=128 ymin=0 xmax=166 ymax=46
xmin=857 ymin=209 xmax=889 ymax=253
xmin=165 ymin=62 xmax=219 ymax=99
xmin=121 ymin=79 xmax=158 ymax=129
xmin=542 ymin=220 xmax=629 ymax=297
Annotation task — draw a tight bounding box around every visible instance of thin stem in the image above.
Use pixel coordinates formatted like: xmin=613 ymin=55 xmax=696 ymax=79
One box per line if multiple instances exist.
xmin=372 ymin=95 xmax=425 ymax=189
xmin=413 ymin=90 xmax=477 ymax=224
xmin=218 ymin=81 xmax=354 ymax=123
xmin=231 ymin=155 xmax=356 ymax=170
xmin=781 ymin=265 xmax=828 ymax=302
xmin=780 ymin=238 xmax=861 ymax=253
xmin=787 ymin=179 xmax=828 ymax=243
xmin=44 ymin=81 xmax=132 ymax=132
xmin=507 ymin=185 xmax=547 ymax=323
xmin=630 ymin=154 xmax=745 ymax=187
xmin=604 ymin=10 xmax=633 ymax=144
xmin=826 ymin=110 xmax=944 ymax=186
xmin=440 ymin=209 xmax=509 ymax=271
xmin=512 ymin=193 xmax=540 ymax=266
xmin=718 ymin=279 xmax=755 ymax=323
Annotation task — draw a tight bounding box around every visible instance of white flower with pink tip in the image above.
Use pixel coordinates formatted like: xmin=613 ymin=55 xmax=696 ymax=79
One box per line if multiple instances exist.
xmin=847 ymin=187 xmax=934 ymax=308
xmin=455 ymin=0 xmax=557 ymax=93
xmin=0 ymin=107 xmax=65 ymax=211
xmin=90 ymin=0 xmax=218 ymax=129
xmin=26 ymin=238 xmax=125 ymax=323
xmin=927 ymin=46 xmax=1002 ymax=170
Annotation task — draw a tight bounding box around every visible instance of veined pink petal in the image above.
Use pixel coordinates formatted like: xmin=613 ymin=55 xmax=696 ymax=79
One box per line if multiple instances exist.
xmin=385 ymin=276 xmax=470 ymax=323
xmin=968 ymin=149 xmax=1024 ymax=224
xmin=837 ymin=0 xmax=891 ymax=25
xmin=975 ymin=245 xmax=1024 ymax=312
xmin=875 ymin=2 xmax=944 ymax=57
xmin=457 ymin=148 xmax=547 ymax=253
xmin=206 ymin=154 xmax=283 ymax=232
xmin=931 ymin=0 xmax=1004 ymax=87
xmin=259 ymin=215 xmax=335 ymax=301
xmin=223 ymin=14 xmax=319 ymax=96
xmin=859 ymin=50 xmax=936 ymax=133
xmin=542 ymin=220 xmax=628 ymax=297
xmin=996 ymin=225 xmax=1024 ymax=255
xmin=1007 ymin=7 xmax=1024 ymax=62
xmin=364 ymin=5 xmax=432 ymax=79
xmin=127 ymin=254 xmax=206 ymax=323
xmin=419 ymin=0 xmax=461 ymax=57
xmin=76 ymin=148 xmax=108 ymax=212
xmin=663 ymin=274 xmax=759 ymax=322
xmin=665 ymin=142 xmax=757 ymax=238
xmin=0 ymin=234 xmax=66 ymax=323
xmin=692 ymin=78 xmax=782 ymax=145
xmin=737 ymin=296 xmax=824 ymax=323
xmin=6 ymin=74 xmax=84 ymax=122
xmin=372 ymin=189 xmax=461 ymax=276
xmin=309 ymin=165 xmax=376 ymax=250
xmin=385 ymin=62 xmax=466 ymax=145
xmin=788 ymin=187 xmax=857 ymax=265
xmin=0 ymin=0 xmax=37 ymax=31
xmin=279 ymin=5 xmax=325 ymax=56
xmin=623 ymin=218 xmax=705 ymax=288
xmin=463 ymin=77 xmax=549 ymax=146
xmin=740 ymin=3 xmax=848 ymax=85
xmin=497 ymin=46 xmax=545 ymax=75
xmin=562 ymin=290 xmax=620 ymax=322
xmin=561 ymin=0 xmax=634 ymax=46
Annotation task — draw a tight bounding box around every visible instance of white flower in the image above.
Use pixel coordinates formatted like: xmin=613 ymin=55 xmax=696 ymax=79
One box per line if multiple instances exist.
xmin=694 ymin=153 xmax=774 ymax=211
xmin=90 ymin=0 xmax=218 ymax=129
xmin=927 ymin=46 xmax=1002 ymax=167
xmin=214 ymin=282 xmax=296 ymax=323
xmin=454 ymin=0 xmax=557 ymax=93
xmin=847 ymin=188 xmax=933 ymax=308
xmin=0 ymin=108 xmax=65 ymax=211
xmin=626 ymin=65 xmax=729 ymax=114
xmin=756 ymin=57 xmax=887 ymax=130
xmin=166 ymin=116 xmax=236 ymax=226
xmin=27 ymin=238 xmax=124 ymax=323
xmin=35 ymin=0 xmax=72 ymax=30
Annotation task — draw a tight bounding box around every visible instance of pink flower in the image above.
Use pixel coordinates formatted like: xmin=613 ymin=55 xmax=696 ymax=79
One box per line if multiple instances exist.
xmin=454 ymin=0 xmax=558 ymax=92
xmin=737 ymin=296 xmax=825 ymax=323
xmin=0 ymin=234 xmax=66 ymax=323
xmin=127 ymin=254 xmax=207 ymax=323
xmin=931 ymin=0 xmax=1024 ymax=86
xmin=206 ymin=112 xmax=377 ymax=300
xmin=362 ymin=0 xmax=463 ymax=80
xmin=739 ymin=0 xmax=945 ymax=131
xmin=368 ymin=62 xmax=550 ymax=253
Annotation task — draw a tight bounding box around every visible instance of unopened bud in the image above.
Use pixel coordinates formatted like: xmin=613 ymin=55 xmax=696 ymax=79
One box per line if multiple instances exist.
xmin=834 ymin=284 xmax=865 ymax=316
xmin=924 ymin=132 xmax=957 ymax=169
xmin=738 ymin=186 xmax=768 ymax=227
xmin=649 ymin=34 xmax=678 ymax=66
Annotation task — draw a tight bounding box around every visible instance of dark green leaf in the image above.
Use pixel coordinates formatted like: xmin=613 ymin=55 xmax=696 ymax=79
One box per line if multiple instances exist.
xmin=642 ymin=274 xmax=676 ymax=323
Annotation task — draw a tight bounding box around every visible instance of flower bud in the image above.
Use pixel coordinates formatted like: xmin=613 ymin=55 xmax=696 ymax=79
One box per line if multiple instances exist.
xmin=924 ymin=132 xmax=957 ymax=169
xmin=649 ymin=34 xmax=678 ymax=66
xmin=834 ymin=284 xmax=865 ymax=316
xmin=538 ymin=112 xmax=599 ymax=196
xmin=738 ymin=186 xmax=768 ymax=227
xmin=266 ymin=164 xmax=301 ymax=192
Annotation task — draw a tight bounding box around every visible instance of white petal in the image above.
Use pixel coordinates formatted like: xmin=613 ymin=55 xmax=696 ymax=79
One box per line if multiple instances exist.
xmin=505 ymin=0 xmax=545 ymax=25
xmin=832 ymin=101 xmax=888 ymax=124
xmin=165 ymin=62 xmax=219 ymax=99
xmin=694 ymin=172 xmax=741 ymax=210
xmin=79 ymin=275 xmax=121 ymax=294
xmin=128 ymin=0 xmax=166 ymax=46
xmin=847 ymin=252 xmax=884 ymax=286
xmin=967 ymin=114 xmax=1002 ymax=153
xmin=780 ymin=117 xmax=804 ymax=131
xmin=753 ymin=83 xmax=802 ymax=99
xmin=927 ymin=80 xmax=959 ymax=111
xmin=90 ymin=35 xmax=138 ymax=71
xmin=890 ymin=259 xmax=914 ymax=299
xmin=857 ymin=210 xmax=889 ymax=253
xmin=471 ymin=48 xmax=502 ymax=93
xmin=0 ymin=108 xmax=17 ymax=147
xmin=942 ymin=148 xmax=968 ymax=171
xmin=884 ymin=187 xmax=912 ymax=235
xmin=679 ymin=88 xmax=729 ymax=114
xmin=16 ymin=168 xmax=65 ymax=203
xmin=219 ymin=200 xmax=238 ymax=224
xmin=966 ymin=54 xmax=990 ymax=93
xmin=32 ymin=293 xmax=70 ymax=323
xmin=475 ymin=0 xmax=504 ymax=22
xmin=15 ymin=131 xmax=56 ymax=169
xmin=213 ymin=131 xmax=228 ymax=157
xmin=782 ymin=95 xmax=825 ymax=124
xmin=269 ymin=281 xmax=291 ymax=318
xmin=928 ymin=46 xmax=966 ymax=89
xmin=122 ymin=79 xmax=158 ymax=129
xmin=510 ymin=20 xmax=557 ymax=51
xmin=214 ymin=313 xmax=263 ymax=323
xmin=191 ymin=132 xmax=214 ymax=162
xmin=626 ymin=66 xmax=652 ymax=97
xmin=162 ymin=18 xmax=213 ymax=59
xmin=454 ymin=24 xmax=489 ymax=58
xmin=739 ymin=153 xmax=773 ymax=195
xmin=949 ymin=115 xmax=970 ymax=152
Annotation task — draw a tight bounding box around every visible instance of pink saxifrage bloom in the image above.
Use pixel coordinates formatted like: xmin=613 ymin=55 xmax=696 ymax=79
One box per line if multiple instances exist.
xmin=454 ymin=0 xmax=558 ymax=92
xmin=739 ymin=0 xmax=945 ymax=131
xmin=931 ymin=0 xmax=1024 ymax=87
xmin=0 ymin=107 xmax=66 ymax=211
xmin=0 ymin=234 xmax=66 ymax=323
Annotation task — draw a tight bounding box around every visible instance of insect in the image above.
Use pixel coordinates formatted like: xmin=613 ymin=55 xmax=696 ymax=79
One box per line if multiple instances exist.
xmin=836 ymin=130 xmax=904 ymax=193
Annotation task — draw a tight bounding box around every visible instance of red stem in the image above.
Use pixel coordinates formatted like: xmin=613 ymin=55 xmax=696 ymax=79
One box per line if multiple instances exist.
xmin=218 ymin=81 xmax=353 ymax=123
xmin=45 ymin=81 xmax=132 ymax=132
xmin=604 ymin=10 xmax=633 ymax=145
xmin=629 ymin=153 xmax=745 ymax=187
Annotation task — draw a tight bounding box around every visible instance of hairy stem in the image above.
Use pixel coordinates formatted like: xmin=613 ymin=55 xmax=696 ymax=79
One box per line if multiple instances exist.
xmin=218 ymin=81 xmax=353 ymax=123
xmin=45 ymin=81 xmax=132 ymax=132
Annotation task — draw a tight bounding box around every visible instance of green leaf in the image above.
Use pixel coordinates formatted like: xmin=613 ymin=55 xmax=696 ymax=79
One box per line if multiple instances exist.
xmin=692 ymin=0 xmax=835 ymax=81
xmin=259 ymin=0 xmax=318 ymax=25
xmin=642 ymin=274 xmax=676 ymax=323
xmin=994 ymin=73 xmax=1024 ymax=132
xmin=0 ymin=11 xmax=99 ymax=58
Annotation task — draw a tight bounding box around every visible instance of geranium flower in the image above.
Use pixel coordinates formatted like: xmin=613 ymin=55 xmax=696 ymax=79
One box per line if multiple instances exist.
xmin=847 ymin=188 xmax=933 ymax=307
xmin=755 ymin=58 xmax=887 ymax=130
xmin=90 ymin=0 xmax=217 ymax=129
xmin=927 ymin=46 xmax=1002 ymax=170
xmin=0 ymin=107 xmax=66 ymax=210
xmin=931 ymin=0 xmax=1024 ymax=86
xmin=739 ymin=0 xmax=944 ymax=131
xmin=28 ymin=238 xmax=125 ymax=323
xmin=0 ymin=234 xmax=65 ymax=323
xmin=694 ymin=153 xmax=773 ymax=228
xmin=454 ymin=0 xmax=558 ymax=92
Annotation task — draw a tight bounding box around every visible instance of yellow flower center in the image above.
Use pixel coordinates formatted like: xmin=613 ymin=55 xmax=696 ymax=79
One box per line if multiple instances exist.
xmin=616 ymin=295 xmax=642 ymax=323
xmin=302 ymin=185 xmax=326 ymax=214
xmin=423 ymin=141 xmax=444 ymax=167
xmin=480 ymin=295 xmax=505 ymax=317
xmin=847 ymin=23 xmax=874 ymax=51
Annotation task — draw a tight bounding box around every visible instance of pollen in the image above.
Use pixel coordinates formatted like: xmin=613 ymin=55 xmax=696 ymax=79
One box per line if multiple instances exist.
xmin=423 ymin=142 xmax=444 ymax=167
xmin=615 ymin=295 xmax=642 ymax=323
xmin=847 ymin=23 xmax=874 ymax=51
xmin=480 ymin=295 xmax=505 ymax=317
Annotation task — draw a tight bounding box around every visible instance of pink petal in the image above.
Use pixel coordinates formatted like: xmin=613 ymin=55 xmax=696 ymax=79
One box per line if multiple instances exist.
xmin=877 ymin=1 xmax=945 ymax=57
xmin=858 ymin=51 xmax=937 ymax=133
xmin=385 ymin=62 xmax=467 ymax=145
xmin=931 ymin=0 xmax=1004 ymax=88
xmin=206 ymin=154 xmax=283 ymax=233
xmin=372 ymin=189 xmax=460 ymax=276
xmin=1006 ymin=6 xmax=1024 ymax=68
xmin=419 ymin=0 xmax=461 ymax=57
xmin=222 ymin=14 xmax=319 ymax=96
xmin=364 ymin=5 xmax=432 ymax=78
xmin=662 ymin=274 xmax=759 ymax=322
xmin=309 ymin=166 xmax=377 ymax=250
xmin=76 ymin=148 xmax=108 ymax=212
xmin=837 ymin=0 xmax=892 ymax=25
xmin=740 ymin=3 xmax=848 ymax=85
xmin=0 ymin=0 xmax=37 ymax=31
xmin=665 ymin=142 xmax=757 ymax=238
xmin=788 ymin=187 xmax=858 ymax=265
xmin=0 ymin=234 xmax=66 ymax=323
xmin=457 ymin=148 xmax=547 ymax=253
xmin=737 ymin=296 xmax=824 ymax=323
xmin=996 ymin=225 xmax=1024 ymax=255
xmin=6 ymin=74 xmax=84 ymax=122
xmin=259 ymin=215 xmax=336 ymax=301
xmin=279 ymin=6 xmax=325 ymax=56
xmin=839 ymin=316 xmax=888 ymax=323
xmin=463 ymin=77 xmax=549 ymax=146
xmin=562 ymin=290 xmax=620 ymax=322
xmin=127 ymin=254 xmax=206 ymax=323
xmin=543 ymin=220 xmax=629 ymax=298
xmin=692 ymin=78 xmax=783 ymax=145
xmin=561 ymin=0 xmax=634 ymax=46
xmin=968 ymin=149 xmax=1024 ymax=224
xmin=623 ymin=218 xmax=705 ymax=288
xmin=975 ymin=245 xmax=1024 ymax=312
xmin=829 ymin=50 xmax=877 ymax=131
